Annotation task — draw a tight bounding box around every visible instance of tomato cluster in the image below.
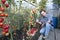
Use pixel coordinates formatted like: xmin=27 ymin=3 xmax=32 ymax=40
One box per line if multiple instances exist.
xmin=0 ymin=0 xmax=10 ymax=35
xmin=2 ymin=0 xmax=9 ymax=8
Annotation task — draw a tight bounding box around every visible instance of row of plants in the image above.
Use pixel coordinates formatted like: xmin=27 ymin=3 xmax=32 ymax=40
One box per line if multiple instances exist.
xmin=0 ymin=0 xmax=47 ymax=40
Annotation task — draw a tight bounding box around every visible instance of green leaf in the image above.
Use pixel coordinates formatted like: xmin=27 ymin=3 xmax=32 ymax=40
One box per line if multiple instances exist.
xmin=0 ymin=4 xmax=1 ymax=7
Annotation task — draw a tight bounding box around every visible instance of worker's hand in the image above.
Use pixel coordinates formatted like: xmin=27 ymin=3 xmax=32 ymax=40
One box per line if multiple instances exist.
xmin=36 ymin=22 xmax=42 ymax=25
xmin=47 ymin=20 xmax=52 ymax=24
xmin=41 ymin=23 xmax=45 ymax=27
xmin=36 ymin=19 xmax=42 ymax=24
xmin=38 ymin=22 xmax=42 ymax=24
xmin=36 ymin=19 xmax=39 ymax=22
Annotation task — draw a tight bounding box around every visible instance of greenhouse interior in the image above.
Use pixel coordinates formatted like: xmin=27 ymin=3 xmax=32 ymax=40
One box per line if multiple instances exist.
xmin=0 ymin=0 xmax=60 ymax=40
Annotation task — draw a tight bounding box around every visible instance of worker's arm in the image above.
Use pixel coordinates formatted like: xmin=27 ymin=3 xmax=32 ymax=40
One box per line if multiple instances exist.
xmin=47 ymin=20 xmax=52 ymax=24
xmin=47 ymin=14 xmax=52 ymax=24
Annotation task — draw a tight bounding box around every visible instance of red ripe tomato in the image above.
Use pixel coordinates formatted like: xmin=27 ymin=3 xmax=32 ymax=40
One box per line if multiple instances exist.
xmin=0 ymin=18 xmax=4 ymax=22
xmin=0 ymin=23 xmax=3 ymax=27
xmin=5 ymin=4 xmax=9 ymax=8
xmin=3 ymin=24 xmax=9 ymax=29
xmin=5 ymin=14 xmax=8 ymax=17
xmin=0 ymin=7 xmax=4 ymax=12
xmin=0 ymin=13 xmax=5 ymax=17
xmin=3 ymin=29 xmax=9 ymax=33
xmin=2 ymin=0 xmax=6 ymax=4
xmin=0 ymin=26 xmax=2 ymax=28
xmin=30 ymin=28 xmax=36 ymax=34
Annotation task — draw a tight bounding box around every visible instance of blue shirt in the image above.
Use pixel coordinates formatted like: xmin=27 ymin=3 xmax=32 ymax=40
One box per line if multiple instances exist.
xmin=39 ymin=14 xmax=53 ymax=24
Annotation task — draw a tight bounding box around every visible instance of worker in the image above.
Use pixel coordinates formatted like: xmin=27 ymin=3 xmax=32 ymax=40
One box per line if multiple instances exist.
xmin=36 ymin=9 xmax=53 ymax=39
